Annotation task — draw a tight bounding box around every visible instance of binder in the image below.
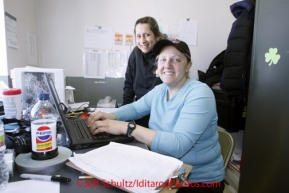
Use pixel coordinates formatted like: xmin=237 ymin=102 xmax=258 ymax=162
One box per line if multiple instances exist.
xmin=66 ymin=161 xmax=192 ymax=193
xmin=66 ymin=142 xmax=193 ymax=193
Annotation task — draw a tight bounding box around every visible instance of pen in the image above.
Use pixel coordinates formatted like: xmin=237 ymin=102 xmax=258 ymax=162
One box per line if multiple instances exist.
xmin=79 ymin=175 xmax=94 ymax=179
xmin=20 ymin=173 xmax=71 ymax=183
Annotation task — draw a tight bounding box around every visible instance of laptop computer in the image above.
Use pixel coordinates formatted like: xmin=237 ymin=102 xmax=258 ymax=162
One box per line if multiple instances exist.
xmin=44 ymin=73 xmax=134 ymax=150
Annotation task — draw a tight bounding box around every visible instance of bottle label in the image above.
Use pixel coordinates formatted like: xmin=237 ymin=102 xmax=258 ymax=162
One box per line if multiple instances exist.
xmin=3 ymin=94 xmax=22 ymax=119
xmin=31 ymin=119 xmax=57 ymax=152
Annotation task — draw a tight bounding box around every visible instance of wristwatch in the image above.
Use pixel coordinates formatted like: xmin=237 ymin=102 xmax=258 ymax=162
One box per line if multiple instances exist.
xmin=127 ymin=121 xmax=136 ymax=137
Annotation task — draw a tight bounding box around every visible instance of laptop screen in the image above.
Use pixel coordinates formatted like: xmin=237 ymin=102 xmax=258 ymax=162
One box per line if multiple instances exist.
xmin=44 ymin=73 xmax=71 ymax=146
xmin=44 ymin=73 xmax=134 ymax=149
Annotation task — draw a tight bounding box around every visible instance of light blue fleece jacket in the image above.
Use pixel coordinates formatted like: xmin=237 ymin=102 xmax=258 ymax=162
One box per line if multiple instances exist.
xmin=114 ymin=78 xmax=224 ymax=182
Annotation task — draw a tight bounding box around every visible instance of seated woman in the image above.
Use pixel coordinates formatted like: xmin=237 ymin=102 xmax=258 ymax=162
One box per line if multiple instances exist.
xmin=87 ymin=39 xmax=225 ymax=193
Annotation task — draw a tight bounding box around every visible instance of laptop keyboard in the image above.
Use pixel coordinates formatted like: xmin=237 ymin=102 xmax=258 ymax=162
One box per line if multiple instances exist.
xmin=71 ymin=120 xmax=110 ymax=140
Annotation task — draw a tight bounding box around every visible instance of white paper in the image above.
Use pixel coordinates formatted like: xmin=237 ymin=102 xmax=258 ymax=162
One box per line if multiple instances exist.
xmin=125 ymin=34 xmax=133 ymax=46
xmin=163 ymin=25 xmax=179 ymax=39
xmin=65 ymin=86 xmax=75 ymax=90
xmin=83 ymin=50 xmax=107 ymax=79
xmin=69 ymin=142 xmax=183 ymax=193
xmin=85 ymin=27 xmax=112 ymax=49
xmin=5 ymin=180 xmax=59 ymax=193
xmin=179 ymin=19 xmax=198 ymax=46
xmin=67 ymin=102 xmax=89 ymax=111
xmin=106 ymin=50 xmax=127 ymax=78
xmin=5 ymin=12 xmax=18 ymax=49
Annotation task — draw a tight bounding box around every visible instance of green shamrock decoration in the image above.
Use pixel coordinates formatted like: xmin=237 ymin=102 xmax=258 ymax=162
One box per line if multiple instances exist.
xmin=265 ymin=48 xmax=281 ymax=66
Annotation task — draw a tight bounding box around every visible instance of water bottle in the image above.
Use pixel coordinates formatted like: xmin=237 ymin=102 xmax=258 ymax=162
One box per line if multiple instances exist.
xmin=30 ymin=93 xmax=58 ymax=160
xmin=0 ymin=120 xmax=9 ymax=191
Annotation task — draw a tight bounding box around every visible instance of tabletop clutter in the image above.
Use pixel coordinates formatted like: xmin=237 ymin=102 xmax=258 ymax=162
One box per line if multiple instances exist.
xmin=0 ymin=84 xmax=191 ymax=193
xmin=1 ymin=86 xmax=73 ymax=192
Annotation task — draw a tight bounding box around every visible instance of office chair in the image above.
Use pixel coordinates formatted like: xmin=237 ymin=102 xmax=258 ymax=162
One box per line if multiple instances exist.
xmin=218 ymin=129 xmax=235 ymax=170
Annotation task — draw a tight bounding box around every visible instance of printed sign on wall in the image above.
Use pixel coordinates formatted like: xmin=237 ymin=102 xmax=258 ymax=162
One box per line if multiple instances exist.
xmin=114 ymin=33 xmax=123 ymax=45
xmin=125 ymin=34 xmax=133 ymax=46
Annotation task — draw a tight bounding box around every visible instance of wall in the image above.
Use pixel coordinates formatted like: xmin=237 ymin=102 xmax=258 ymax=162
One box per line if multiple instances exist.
xmin=36 ymin=0 xmax=238 ymax=104
xmin=3 ymin=0 xmax=239 ymax=104
xmin=37 ymin=0 xmax=238 ymax=78
xmin=4 ymin=0 xmax=39 ymax=73
xmin=0 ymin=0 xmax=8 ymax=80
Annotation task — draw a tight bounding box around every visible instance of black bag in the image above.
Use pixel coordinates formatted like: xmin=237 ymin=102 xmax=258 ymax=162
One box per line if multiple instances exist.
xmin=198 ymin=50 xmax=225 ymax=87
xmin=2 ymin=118 xmax=32 ymax=154
xmin=212 ymin=89 xmax=247 ymax=132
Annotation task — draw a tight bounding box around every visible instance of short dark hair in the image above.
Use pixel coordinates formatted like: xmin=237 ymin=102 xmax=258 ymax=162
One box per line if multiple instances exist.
xmin=134 ymin=16 xmax=167 ymax=39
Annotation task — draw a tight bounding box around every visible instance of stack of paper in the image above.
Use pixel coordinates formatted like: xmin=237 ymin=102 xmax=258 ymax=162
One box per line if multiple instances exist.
xmin=67 ymin=102 xmax=89 ymax=111
xmin=68 ymin=142 xmax=183 ymax=193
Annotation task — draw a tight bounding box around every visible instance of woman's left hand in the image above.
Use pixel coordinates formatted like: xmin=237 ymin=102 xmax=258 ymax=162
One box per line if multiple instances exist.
xmin=88 ymin=119 xmax=128 ymax=136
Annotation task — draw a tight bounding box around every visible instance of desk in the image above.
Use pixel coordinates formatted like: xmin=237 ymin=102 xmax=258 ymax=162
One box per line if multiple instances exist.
xmin=9 ymin=140 xmax=147 ymax=193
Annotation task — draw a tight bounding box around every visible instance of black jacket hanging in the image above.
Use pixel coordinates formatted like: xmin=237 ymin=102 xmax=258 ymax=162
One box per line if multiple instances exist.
xmin=220 ymin=1 xmax=255 ymax=98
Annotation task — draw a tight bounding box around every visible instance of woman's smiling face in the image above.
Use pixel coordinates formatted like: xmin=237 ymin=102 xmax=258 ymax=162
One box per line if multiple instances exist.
xmin=135 ymin=23 xmax=159 ymax=53
xmin=157 ymin=45 xmax=192 ymax=88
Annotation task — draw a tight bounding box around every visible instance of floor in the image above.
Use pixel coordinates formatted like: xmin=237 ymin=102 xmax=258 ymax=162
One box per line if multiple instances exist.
xmin=224 ymin=182 xmax=237 ymax=193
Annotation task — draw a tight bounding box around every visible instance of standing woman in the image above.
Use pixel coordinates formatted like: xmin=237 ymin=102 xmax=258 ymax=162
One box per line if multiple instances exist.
xmin=122 ymin=16 xmax=166 ymax=128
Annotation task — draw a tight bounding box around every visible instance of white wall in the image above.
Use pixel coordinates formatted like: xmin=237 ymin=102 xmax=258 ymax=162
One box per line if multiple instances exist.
xmin=37 ymin=0 xmax=238 ymax=78
xmin=4 ymin=0 xmax=38 ymax=73
xmin=0 ymin=0 xmax=8 ymax=76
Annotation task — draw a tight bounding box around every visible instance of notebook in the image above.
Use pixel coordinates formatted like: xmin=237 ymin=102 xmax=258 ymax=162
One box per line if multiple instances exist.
xmin=44 ymin=73 xmax=134 ymax=149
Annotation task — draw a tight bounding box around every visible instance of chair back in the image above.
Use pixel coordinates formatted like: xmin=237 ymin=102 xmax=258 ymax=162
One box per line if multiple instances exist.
xmin=218 ymin=130 xmax=235 ymax=170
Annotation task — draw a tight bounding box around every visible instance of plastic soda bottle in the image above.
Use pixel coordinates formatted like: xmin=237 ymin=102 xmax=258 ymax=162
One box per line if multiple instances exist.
xmin=30 ymin=93 xmax=58 ymax=160
xmin=0 ymin=119 xmax=9 ymax=191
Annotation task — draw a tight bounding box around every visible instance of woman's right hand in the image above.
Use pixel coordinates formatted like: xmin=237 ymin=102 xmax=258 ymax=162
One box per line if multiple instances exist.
xmin=87 ymin=111 xmax=128 ymax=136
xmin=86 ymin=111 xmax=116 ymax=128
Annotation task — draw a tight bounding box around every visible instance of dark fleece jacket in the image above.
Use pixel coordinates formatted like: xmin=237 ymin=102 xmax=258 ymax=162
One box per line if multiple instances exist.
xmin=122 ymin=46 xmax=162 ymax=105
